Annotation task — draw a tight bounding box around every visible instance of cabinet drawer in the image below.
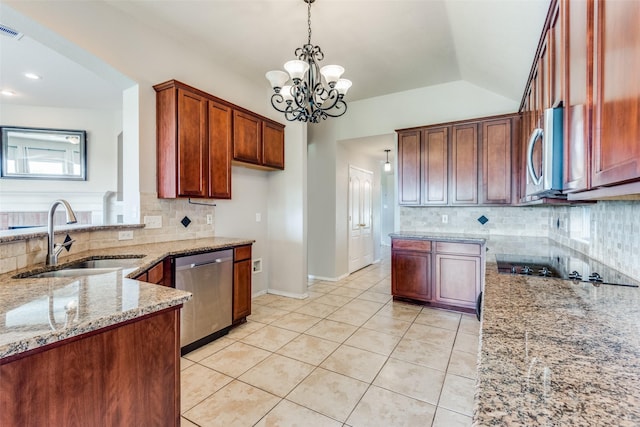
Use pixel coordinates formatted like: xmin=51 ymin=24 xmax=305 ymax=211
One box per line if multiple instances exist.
xmin=392 ymin=239 xmax=432 ymax=252
xmin=234 ymin=245 xmax=252 ymax=262
xmin=436 ymin=242 xmax=481 ymax=255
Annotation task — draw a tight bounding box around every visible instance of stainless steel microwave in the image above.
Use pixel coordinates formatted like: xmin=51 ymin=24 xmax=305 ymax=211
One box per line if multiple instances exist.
xmin=523 ymin=107 xmax=564 ymax=200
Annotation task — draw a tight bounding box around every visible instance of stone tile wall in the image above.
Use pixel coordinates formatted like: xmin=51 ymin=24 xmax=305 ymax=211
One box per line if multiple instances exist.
xmin=399 ymin=205 xmax=552 ymax=237
xmin=0 ymin=192 xmax=216 ymax=275
xmin=549 ymin=201 xmax=640 ymax=281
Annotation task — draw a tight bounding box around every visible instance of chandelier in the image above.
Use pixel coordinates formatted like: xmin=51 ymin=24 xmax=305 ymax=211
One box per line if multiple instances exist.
xmin=265 ymin=0 xmax=352 ymax=123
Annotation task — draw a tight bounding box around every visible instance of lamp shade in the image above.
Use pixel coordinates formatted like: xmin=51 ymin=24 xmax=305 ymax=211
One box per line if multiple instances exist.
xmin=335 ymin=79 xmax=352 ymax=96
xmin=280 ymin=85 xmax=294 ymax=102
xmin=384 ymin=161 xmax=391 ymax=172
xmin=265 ymin=70 xmax=290 ymax=90
xmin=284 ymin=60 xmax=309 ymax=81
xmin=320 ymin=65 xmax=344 ymax=86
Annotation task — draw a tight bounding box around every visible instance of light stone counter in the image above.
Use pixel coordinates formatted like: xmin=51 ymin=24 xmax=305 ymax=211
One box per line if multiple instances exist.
xmin=474 ymin=256 xmax=640 ymax=425
xmin=0 ymin=237 xmax=253 ymax=360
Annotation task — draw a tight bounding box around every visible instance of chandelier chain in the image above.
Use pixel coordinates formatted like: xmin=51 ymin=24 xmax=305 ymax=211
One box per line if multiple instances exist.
xmin=307 ymin=0 xmax=312 ymax=46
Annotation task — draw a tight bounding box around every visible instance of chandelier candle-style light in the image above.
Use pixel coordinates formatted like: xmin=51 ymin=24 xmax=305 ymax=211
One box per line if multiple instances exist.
xmin=265 ymin=0 xmax=352 ymax=123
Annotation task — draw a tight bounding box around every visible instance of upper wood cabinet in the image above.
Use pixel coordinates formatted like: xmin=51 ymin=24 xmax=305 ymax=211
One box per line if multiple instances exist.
xmin=398 ymin=130 xmax=421 ymax=205
xmin=422 ymin=127 xmax=449 ymax=205
xmin=262 ymin=121 xmax=285 ymax=169
xmin=451 ymin=124 xmax=478 ymax=205
xmin=482 ymin=119 xmax=514 ymax=204
xmin=523 ymin=0 xmax=640 ymax=199
xmin=233 ymin=111 xmax=285 ymax=170
xmin=155 ymin=80 xmax=232 ymax=199
xmin=154 ymin=79 xmax=285 ymax=199
xmin=591 ymin=0 xmax=640 ymax=188
xmin=563 ymin=0 xmax=590 ymax=193
xmin=233 ymin=110 xmax=262 ymax=165
xmin=208 ymin=101 xmax=233 ymax=199
xmin=397 ymin=114 xmax=518 ymax=207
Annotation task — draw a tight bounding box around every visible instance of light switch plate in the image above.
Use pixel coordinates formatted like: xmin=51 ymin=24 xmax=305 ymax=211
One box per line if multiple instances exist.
xmin=144 ymin=215 xmax=162 ymax=229
xmin=255 ymin=213 xmax=261 ymax=222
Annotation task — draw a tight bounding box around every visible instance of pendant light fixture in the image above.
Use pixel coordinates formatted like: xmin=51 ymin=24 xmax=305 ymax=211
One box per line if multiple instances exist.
xmin=384 ymin=149 xmax=391 ymax=172
xmin=265 ymin=0 xmax=351 ymax=123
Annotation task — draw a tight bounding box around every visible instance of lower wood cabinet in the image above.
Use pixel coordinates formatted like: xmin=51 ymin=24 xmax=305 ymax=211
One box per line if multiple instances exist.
xmin=434 ymin=242 xmax=482 ymax=310
xmin=133 ymin=258 xmax=172 ymax=287
xmin=391 ymin=240 xmax=432 ymax=301
xmin=233 ymin=245 xmax=252 ymax=324
xmin=0 ymin=308 xmax=181 ymax=426
xmin=391 ymin=238 xmax=483 ymax=312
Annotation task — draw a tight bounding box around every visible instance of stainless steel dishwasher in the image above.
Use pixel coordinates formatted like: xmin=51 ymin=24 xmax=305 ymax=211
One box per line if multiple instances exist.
xmin=174 ymin=249 xmax=233 ymax=355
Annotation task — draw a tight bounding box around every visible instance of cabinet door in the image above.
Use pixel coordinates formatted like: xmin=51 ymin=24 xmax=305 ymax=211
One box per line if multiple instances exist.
xmin=233 ymin=259 xmax=252 ymax=322
xmin=262 ymin=121 xmax=285 ymax=169
xmin=435 ymin=254 xmax=481 ymax=309
xmin=208 ymin=101 xmax=232 ymax=199
xmin=391 ymin=251 xmax=431 ymax=301
xmin=591 ymin=0 xmax=640 ymax=187
xmin=233 ymin=110 xmax=262 ymax=165
xmin=422 ymin=127 xmax=449 ymax=205
xmin=482 ymin=119 xmax=512 ymax=204
xmin=397 ymin=130 xmax=421 ymax=205
xmin=451 ymin=124 xmax=478 ymax=205
xmin=549 ymin=2 xmax=563 ymax=108
xmin=563 ymin=0 xmax=591 ymax=192
xmin=177 ymin=89 xmax=208 ymax=197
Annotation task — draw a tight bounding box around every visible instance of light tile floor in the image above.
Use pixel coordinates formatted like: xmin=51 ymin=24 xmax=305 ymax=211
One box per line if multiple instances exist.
xmin=180 ymin=250 xmax=479 ymax=426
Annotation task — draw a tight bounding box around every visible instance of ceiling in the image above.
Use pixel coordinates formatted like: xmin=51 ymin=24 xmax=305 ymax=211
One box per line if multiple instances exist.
xmin=0 ymin=0 xmax=550 ymax=159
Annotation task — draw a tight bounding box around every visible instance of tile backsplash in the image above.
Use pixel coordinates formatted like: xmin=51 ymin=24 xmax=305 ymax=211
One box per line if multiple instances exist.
xmin=399 ymin=206 xmax=551 ymax=237
xmin=549 ymin=201 xmax=640 ymax=281
xmin=0 ymin=192 xmax=216 ymax=275
xmin=400 ymin=200 xmax=640 ymax=281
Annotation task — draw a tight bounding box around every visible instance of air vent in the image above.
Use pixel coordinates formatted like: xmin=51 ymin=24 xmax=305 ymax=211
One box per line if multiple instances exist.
xmin=0 ymin=23 xmax=23 ymax=40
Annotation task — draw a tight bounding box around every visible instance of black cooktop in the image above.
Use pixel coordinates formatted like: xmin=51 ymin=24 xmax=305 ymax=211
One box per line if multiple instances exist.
xmin=495 ymin=253 xmax=639 ymax=288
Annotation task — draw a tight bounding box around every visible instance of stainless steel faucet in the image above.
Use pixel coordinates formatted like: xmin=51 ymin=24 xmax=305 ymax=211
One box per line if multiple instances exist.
xmin=47 ymin=199 xmax=78 ymax=266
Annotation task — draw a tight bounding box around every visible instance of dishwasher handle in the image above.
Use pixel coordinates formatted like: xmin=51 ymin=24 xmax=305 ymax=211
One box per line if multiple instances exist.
xmin=192 ymin=257 xmax=233 ymax=267
xmin=176 ymin=256 xmax=233 ymax=271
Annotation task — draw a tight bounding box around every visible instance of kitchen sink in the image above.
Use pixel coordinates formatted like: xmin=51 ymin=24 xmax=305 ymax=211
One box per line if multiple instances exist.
xmin=63 ymin=257 xmax=143 ymax=269
xmin=14 ymin=255 xmax=145 ymax=279
xmin=25 ymin=268 xmax=122 ymax=278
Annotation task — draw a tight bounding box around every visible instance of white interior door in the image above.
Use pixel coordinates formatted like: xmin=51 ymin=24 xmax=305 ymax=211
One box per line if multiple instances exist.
xmin=349 ymin=166 xmax=374 ymax=273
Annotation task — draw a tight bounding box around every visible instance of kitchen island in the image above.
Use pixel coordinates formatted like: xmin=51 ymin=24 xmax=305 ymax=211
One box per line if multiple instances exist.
xmin=0 ymin=236 xmax=252 ymax=426
xmin=475 ymin=250 xmax=640 ymax=425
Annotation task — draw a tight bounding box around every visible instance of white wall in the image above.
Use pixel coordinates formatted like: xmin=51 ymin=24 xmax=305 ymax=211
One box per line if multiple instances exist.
xmin=5 ymin=1 xmax=306 ymax=297
xmin=0 ymin=104 xmax=120 ymax=218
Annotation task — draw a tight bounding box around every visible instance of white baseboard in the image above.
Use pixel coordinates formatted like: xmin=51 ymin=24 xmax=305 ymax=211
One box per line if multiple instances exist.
xmin=308 ymin=272 xmax=349 ymax=282
xmin=266 ymin=289 xmax=309 ymax=300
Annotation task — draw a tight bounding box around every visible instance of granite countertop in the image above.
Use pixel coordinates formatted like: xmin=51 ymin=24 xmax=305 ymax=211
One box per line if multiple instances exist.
xmin=389 ymin=231 xmax=487 ymax=244
xmin=0 ymin=236 xmax=254 ymax=360
xmin=475 ymin=258 xmax=640 ymax=425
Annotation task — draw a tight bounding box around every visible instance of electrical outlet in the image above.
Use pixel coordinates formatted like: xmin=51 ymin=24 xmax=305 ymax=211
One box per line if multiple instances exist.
xmin=143 ymin=215 xmax=162 ymax=229
xmin=255 ymin=213 xmax=261 ymax=222
xmin=206 ymin=214 xmax=213 ymax=225
xmin=442 ymin=214 xmax=448 ymax=224
xmin=118 ymin=230 xmax=133 ymax=240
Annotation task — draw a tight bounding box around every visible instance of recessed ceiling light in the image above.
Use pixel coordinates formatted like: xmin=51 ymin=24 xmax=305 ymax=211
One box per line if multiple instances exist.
xmin=1 ymin=90 xmax=16 ymax=96
xmin=24 ymin=72 xmax=41 ymax=80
